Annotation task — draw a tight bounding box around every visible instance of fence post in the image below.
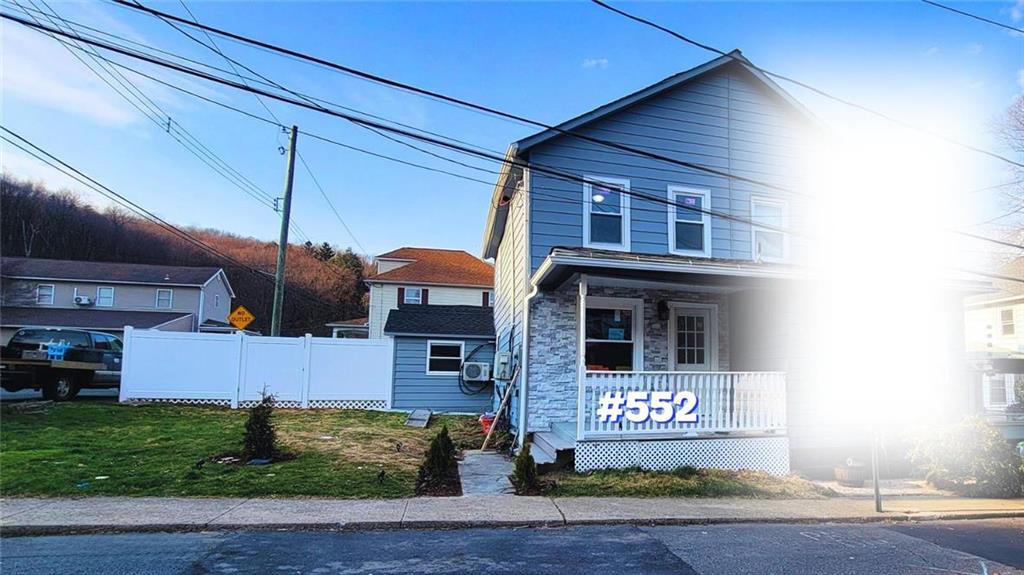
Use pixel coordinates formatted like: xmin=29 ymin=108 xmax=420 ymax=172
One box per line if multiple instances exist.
xmin=232 ymin=330 xmax=245 ymax=409
xmin=118 ymin=326 xmax=134 ymax=403
xmin=301 ymin=333 xmax=313 ymax=408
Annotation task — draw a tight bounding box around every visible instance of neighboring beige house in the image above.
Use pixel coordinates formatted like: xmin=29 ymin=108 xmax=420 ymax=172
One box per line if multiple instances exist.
xmin=1 ymin=257 xmax=235 ymax=343
xmin=365 ymin=247 xmax=494 ymax=339
xmin=325 ymin=317 xmax=369 ymax=338
xmin=965 ymin=291 xmax=1023 ymax=431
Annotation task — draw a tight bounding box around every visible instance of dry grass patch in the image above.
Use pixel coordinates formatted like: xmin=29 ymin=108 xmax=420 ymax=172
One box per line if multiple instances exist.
xmin=549 ymin=466 xmax=837 ymax=499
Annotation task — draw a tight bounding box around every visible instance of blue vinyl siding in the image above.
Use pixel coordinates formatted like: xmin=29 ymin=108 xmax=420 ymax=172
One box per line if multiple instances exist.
xmin=392 ymin=336 xmax=494 ymax=413
xmin=525 ymin=64 xmax=808 ymax=272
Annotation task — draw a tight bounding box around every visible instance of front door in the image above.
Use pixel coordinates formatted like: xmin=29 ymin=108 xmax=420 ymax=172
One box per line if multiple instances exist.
xmin=670 ymin=306 xmax=716 ymax=371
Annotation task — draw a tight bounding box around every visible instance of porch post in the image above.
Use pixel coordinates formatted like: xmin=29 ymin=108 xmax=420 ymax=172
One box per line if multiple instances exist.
xmin=576 ymin=274 xmax=588 ymax=441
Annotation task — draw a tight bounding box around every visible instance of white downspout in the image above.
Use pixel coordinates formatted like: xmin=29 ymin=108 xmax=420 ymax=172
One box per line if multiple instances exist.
xmin=516 ymin=166 xmax=534 ymax=448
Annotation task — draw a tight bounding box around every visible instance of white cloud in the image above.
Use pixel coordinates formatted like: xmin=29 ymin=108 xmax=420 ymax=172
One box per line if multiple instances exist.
xmin=582 ymin=57 xmax=609 ymax=69
xmin=2 ymin=25 xmax=140 ymax=126
xmin=1 ymin=149 xmax=115 ymax=209
xmin=966 ymin=42 xmax=984 ymax=55
xmin=924 ymin=46 xmax=940 ymax=56
xmin=1012 ymin=0 xmax=1024 ymax=22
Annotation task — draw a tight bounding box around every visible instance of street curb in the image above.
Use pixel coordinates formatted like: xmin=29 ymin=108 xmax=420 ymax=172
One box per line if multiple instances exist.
xmin=3 ymin=510 xmax=1021 ymax=537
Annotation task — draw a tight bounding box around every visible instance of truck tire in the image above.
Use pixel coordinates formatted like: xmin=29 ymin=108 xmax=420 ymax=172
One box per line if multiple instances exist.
xmin=42 ymin=373 xmax=80 ymax=401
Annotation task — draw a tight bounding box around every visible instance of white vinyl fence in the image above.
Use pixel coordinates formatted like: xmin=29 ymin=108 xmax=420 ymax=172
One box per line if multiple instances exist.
xmin=119 ymin=326 xmax=393 ymax=409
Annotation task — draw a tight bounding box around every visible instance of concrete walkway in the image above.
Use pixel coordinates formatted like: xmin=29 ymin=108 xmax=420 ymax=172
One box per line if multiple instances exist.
xmin=2 ymin=496 xmax=1021 ymax=535
xmin=458 ymin=450 xmax=514 ymax=495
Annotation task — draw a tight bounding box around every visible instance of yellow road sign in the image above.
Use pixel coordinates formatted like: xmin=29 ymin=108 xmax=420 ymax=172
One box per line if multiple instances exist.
xmin=228 ymin=305 xmax=255 ymax=330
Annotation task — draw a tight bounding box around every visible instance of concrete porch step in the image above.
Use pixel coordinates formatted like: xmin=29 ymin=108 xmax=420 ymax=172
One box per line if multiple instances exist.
xmin=531 ymin=439 xmax=556 ymax=465
xmin=550 ymin=421 xmax=577 ymax=443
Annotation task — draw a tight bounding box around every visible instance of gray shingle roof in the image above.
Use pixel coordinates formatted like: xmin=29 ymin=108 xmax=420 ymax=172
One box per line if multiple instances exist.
xmin=383 ymin=305 xmax=494 ymax=338
xmin=1 ymin=307 xmax=192 ymax=331
xmin=1 ymin=257 xmax=222 ymax=286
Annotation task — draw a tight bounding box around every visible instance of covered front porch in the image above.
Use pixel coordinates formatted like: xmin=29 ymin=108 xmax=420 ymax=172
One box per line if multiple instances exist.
xmin=525 ymin=248 xmax=801 ymax=474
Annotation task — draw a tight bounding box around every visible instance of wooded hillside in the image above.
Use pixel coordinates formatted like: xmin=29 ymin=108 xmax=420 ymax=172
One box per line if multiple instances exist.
xmin=1 ymin=175 xmax=368 ymax=336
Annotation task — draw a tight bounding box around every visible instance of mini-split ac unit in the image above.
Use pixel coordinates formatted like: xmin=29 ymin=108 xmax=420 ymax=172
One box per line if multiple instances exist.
xmin=462 ymin=362 xmax=491 ymax=382
xmin=73 ymin=295 xmax=93 ymax=306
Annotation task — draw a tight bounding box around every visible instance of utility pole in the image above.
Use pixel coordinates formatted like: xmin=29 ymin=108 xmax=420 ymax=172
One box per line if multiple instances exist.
xmin=270 ymin=125 xmax=298 ymax=336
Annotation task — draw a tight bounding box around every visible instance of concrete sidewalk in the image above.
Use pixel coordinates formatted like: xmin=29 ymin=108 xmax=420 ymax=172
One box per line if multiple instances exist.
xmin=2 ymin=495 xmax=1022 ymax=536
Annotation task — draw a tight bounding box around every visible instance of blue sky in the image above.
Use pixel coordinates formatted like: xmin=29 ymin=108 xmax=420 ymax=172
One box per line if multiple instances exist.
xmin=3 ymin=0 xmax=1022 ymax=257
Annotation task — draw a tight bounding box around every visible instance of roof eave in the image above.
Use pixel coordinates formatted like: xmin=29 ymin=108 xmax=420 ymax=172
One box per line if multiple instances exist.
xmin=482 ymin=144 xmax=519 ymax=260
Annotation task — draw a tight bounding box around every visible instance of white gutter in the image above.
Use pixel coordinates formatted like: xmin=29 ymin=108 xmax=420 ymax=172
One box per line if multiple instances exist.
xmin=530 ymin=253 xmax=807 ymax=286
xmin=517 ymin=166 xmax=536 ymax=448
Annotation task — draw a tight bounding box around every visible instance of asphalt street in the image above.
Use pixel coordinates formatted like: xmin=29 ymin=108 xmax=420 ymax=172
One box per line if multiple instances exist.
xmin=1 ymin=519 xmax=1021 ymax=574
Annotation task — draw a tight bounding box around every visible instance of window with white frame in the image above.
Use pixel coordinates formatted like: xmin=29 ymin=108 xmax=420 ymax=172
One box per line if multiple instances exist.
xmin=484 ymin=290 xmax=494 ymax=307
xmin=426 ymin=341 xmax=463 ymax=374
xmin=751 ymin=197 xmax=787 ymax=262
xmin=584 ymin=298 xmax=642 ymax=372
xmin=403 ymin=287 xmax=422 ymax=305
xmin=96 ymin=286 xmax=114 ymax=307
xmin=584 ymin=177 xmax=630 ymax=249
xmin=983 ymin=373 xmax=1015 ymax=409
xmin=156 ymin=289 xmax=173 ymax=309
xmin=35 ymin=284 xmax=54 ymax=305
xmin=668 ymin=187 xmax=711 ymax=256
xmin=1001 ymin=309 xmax=1015 ymax=336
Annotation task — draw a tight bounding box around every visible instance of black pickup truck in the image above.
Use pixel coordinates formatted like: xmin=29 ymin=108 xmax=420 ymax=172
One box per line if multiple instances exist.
xmin=0 ymin=328 xmax=123 ymax=401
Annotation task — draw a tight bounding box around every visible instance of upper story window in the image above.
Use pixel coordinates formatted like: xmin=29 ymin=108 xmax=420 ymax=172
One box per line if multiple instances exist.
xmin=483 ymin=291 xmax=494 ymax=307
xmin=96 ymin=286 xmax=115 ymax=307
xmin=751 ymin=197 xmax=788 ymax=262
xmin=668 ymin=186 xmax=711 ymax=257
xmin=403 ymin=287 xmax=423 ymax=305
xmin=36 ymin=284 xmax=54 ymax=305
xmin=156 ymin=289 xmax=173 ymax=309
xmin=1002 ymin=309 xmax=1016 ymax=336
xmin=584 ymin=177 xmax=630 ymax=250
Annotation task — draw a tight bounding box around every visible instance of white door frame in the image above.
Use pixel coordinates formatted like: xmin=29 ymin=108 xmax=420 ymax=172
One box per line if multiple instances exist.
xmin=668 ymin=302 xmax=719 ymax=371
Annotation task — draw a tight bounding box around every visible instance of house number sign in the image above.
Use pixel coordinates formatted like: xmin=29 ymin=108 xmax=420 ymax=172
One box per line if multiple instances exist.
xmin=596 ymin=390 xmax=699 ymax=424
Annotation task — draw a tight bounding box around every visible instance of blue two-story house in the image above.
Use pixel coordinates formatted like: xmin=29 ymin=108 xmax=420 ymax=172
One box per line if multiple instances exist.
xmin=482 ymin=52 xmax=819 ymax=474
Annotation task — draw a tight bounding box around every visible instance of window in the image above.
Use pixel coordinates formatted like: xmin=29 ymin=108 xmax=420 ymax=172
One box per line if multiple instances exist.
xmin=35 ymin=284 xmax=54 ymax=305
xmin=584 ymin=177 xmax=630 ymax=249
xmin=156 ymin=289 xmax=173 ymax=309
xmin=584 ymin=297 xmax=643 ymax=372
xmin=983 ymin=373 xmax=1014 ymax=409
xmin=93 ymin=334 xmax=111 ymax=351
xmin=427 ymin=340 xmax=463 ymax=374
xmin=668 ymin=186 xmax=711 ymax=256
xmin=403 ymin=287 xmax=422 ymax=305
xmin=214 ymin=294 xmax=220 ymax=308
xmin=751 ymin=197 xmax=788 ymax=262
xmin=1001 ymin=309 xmax=1015 ymax=336
xmin=96 ymin=286 xmax=114 ymax=307
xmin=483 ymin=291 xmax=494 ymax=307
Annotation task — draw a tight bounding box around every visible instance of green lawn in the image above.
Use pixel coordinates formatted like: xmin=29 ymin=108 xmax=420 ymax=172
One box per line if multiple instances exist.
xmin=547 ymin=466 xmax=835 ymax=499
xmin=0 ymin=402 xmax=480 ymax=498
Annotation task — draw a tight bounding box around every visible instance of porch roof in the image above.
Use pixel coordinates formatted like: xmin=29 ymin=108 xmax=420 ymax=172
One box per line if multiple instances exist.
xmin=531 ymin=247 xmax=806 ymax=290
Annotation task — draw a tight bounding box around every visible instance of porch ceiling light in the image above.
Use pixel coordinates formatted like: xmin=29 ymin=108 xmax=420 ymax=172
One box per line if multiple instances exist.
xmin=592 ymin=191 xmax=606 ymax=203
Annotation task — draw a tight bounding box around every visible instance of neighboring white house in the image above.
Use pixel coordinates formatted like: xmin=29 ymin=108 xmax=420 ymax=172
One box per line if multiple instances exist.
xmin=365 ymin=247 xmax=494 ymax=339
xmin=965 ymin=290 xmax=1024 ymax=439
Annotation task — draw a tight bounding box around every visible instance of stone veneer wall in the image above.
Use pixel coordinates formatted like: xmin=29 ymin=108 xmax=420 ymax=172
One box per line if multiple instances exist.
xmin=526 ymin=281 xmax=731 ymax=432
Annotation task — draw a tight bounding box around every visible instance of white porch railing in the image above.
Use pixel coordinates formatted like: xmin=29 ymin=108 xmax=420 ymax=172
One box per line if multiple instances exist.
xmin=579 ymin=371 xmax=787 ymax=441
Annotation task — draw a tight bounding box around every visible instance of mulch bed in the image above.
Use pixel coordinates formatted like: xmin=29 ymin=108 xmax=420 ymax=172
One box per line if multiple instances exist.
xmin=415 ymin=461 xmax=462 ymax=496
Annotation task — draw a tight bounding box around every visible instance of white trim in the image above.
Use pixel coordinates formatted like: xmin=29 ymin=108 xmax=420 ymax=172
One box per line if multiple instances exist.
xmin=668 ymin=302 xmax=719 ymax=371
xmin=982 ymin=373 xmax=1015 ymax=410
xmin=582 ymin=295 xmax=645 ymax=370
xmin=403 ymin=286 xmax=423 ymax=305
xmin=96 ymin=286 xmax=115 ymax=307
xmin=150 ymin=313 xmax=195 ymax=330
xmin=667 ymin=186 xmax=712 ymax=258
xmin=426 ymin=339 xmax=465 ymax=375
xmin=530 ymin=253 xmax=803 ymax=288
xmin=155 ymin=288 xmax=174 ymax=309
xmin=583 ymin=176 xmax=631 ymax=251
xmin=35 ymin=284 xmax=55 ymax=305
xmin=750 ymin=196 xmax=789 ymax=263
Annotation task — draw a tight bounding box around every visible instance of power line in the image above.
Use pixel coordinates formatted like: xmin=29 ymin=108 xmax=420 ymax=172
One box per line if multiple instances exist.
xmin=1 ymin=12 xmax=802 ymax=237
xmin=588 ymin=0 xmax=1024 ymax=170
xmin=954 ymin=230 xmax=1024 ymax=251
xmin=106 ymin=0 xmax=813 ymax=197
xmin=920 ymin=0 xmax=1024 ymax=34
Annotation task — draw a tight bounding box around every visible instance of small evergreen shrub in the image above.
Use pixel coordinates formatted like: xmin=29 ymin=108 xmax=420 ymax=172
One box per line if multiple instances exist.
xmin=511 ymin=441 xmax=539 ymax=494
xmin=417 ymin=426 xmax=458 ymax=492
xmin=912 ymin=417 xmax=1024 ymax=498
xmin=243 ymin=393 xmax=276 ymax=460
